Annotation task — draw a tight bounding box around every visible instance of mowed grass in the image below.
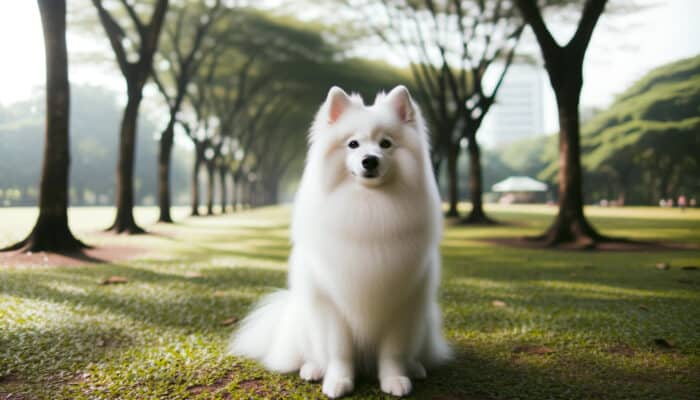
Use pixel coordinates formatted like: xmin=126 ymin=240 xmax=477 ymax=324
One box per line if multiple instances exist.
xmin=1 ymin=205 xmax=699 ymax=400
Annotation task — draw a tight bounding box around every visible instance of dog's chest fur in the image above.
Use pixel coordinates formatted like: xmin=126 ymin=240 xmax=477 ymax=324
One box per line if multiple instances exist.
xmin=294 ymin=183 xmax=437 ymax=336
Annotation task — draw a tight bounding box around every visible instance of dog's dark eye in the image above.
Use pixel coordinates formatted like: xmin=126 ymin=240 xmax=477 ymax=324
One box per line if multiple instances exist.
xmin=348 ymin=140 xmax=359 ymax=149
xmin=380 ymin=139 xmax=392 ymax=149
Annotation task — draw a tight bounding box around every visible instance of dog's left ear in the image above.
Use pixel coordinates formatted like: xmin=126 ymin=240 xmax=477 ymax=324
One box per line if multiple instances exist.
xmin=385 ymin=85 xmax=414 ymax=123
xmin=326 ymin=86 xmax=352 ymax=124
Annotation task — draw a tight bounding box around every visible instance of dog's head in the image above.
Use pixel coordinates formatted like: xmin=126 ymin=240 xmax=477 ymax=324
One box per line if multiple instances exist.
xmin=308 ymin=85 xmax=428 ymax=190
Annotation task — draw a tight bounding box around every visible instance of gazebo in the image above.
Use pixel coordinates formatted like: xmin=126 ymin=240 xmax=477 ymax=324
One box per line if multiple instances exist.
xmin=492 ymin=176 xmax=548 ymax=204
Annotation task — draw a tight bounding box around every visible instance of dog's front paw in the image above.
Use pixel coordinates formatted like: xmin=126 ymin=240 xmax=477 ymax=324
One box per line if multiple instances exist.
xmin=300 ymin=362 xmax=324 ymax=382
xmin=322 ymin=375 xmax=354 ymax=398
xmin=380 ymin=375 xmax=412 ymax=397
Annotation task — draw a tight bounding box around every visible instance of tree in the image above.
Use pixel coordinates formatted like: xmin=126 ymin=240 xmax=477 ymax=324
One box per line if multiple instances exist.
xmin=152 ymin=0 xmax=222 ymax=223
xmin=515 ymin=0 xmax=608 ymax=246
xmin=345 ymin=0 xmax=524 ymax=222
xmin=91 ymin=0 xmax=169 ymax=233
xmin=2 ymin=0 xmax=86 ymax=252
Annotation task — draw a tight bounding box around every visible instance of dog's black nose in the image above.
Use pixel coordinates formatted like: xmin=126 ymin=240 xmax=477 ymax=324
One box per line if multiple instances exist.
xmin=362 ymin=155 xmax=379 ymax=171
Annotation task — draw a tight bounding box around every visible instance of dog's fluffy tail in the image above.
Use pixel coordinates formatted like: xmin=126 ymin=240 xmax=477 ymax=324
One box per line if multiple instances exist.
xmin=228 ymin=290 xmax=302 ymax=372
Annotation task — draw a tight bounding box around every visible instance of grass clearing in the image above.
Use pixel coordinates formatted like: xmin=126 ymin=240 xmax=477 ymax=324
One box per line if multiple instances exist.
xmin=1 ymin=205 xmax=699 ymax=399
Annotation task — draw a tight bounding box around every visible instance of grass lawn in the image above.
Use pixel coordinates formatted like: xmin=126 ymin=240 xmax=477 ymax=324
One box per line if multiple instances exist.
xmin=1 ymin=205 xmax=699 ymax=399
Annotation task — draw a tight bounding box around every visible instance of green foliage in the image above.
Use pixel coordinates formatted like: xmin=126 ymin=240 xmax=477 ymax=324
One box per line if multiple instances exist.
xmin=180 ymin=5 xmax=414 ymax=195
xmin=1 ymin=205 xmax=699 ymax=399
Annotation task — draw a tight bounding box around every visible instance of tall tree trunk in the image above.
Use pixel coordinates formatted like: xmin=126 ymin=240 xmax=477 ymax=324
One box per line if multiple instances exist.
xmin=240 ymin=181 xmax=249 ymax=209
xmin=462 ymin=132 xmax=495 ymax=224
xmin=190 ymin=147 xmax=203 ymax=216
xmin=516 ymin=0 xmax=608 ymax=247
xmin=249 ymin=181 xmax=258 ymax=208
xmin=4 ymin=0 xmax=86 ymax=252
xmin=230 ymin=177 xmax=237 ymax=212
xmin=267 ymin=182 xmax=279 ymax=205
xmin=431 ymin=153 xmax=443 ymax=186
xmin=537 ymin=88 xmax=600 ymax=245
xmin=157 ymin=121 xmax=175 ymax=223
xmin=206 ymin=162 xmax=215 ymax=215
xmin=445 ymin=145 xmax=460 ymax=218
xmin=92 ymin=0 xmax=168 ymax=234
xmin=219 ymin=166 xmax=228 ymax=213
xmin=107 ymin=88 xmax=145 ymax=233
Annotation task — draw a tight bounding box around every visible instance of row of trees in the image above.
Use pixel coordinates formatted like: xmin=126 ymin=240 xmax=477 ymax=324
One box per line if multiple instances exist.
xmin=455 ymin=49 xmax=700 ymax=207
xmin=9 ymin=0 xmax=666 ymax=252
xmin=339 ymin=0 xmax=613 ymax=246
xmin=3 ymin=0 xmax=404 ymax=252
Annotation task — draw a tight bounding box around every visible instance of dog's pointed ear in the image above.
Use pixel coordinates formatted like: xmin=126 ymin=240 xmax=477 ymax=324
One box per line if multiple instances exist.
xmin=385 ymin=85 xmax=414 ymax=123
xmin=326 ymin=86 xmax=351 ymax=124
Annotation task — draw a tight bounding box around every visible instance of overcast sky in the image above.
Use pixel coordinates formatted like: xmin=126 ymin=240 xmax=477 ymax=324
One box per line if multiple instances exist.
xmin=1 ymin=1 xmax=698 ymax=133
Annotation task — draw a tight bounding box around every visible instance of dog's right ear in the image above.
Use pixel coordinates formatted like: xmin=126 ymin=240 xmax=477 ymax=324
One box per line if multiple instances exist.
xmin=326 ymin=86 xmax=351 ymax=124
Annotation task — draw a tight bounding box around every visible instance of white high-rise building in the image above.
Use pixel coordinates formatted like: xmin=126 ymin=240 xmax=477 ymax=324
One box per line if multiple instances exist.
xmin=478 ymin=64 xmax=544 ymax=148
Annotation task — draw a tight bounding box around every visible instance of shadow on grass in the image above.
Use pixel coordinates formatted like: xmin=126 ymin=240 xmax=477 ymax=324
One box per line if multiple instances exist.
xmin=0 ymin=323 xmax=134 ymax=388
xmin=0 ymin=265 xmax=287 ymax=330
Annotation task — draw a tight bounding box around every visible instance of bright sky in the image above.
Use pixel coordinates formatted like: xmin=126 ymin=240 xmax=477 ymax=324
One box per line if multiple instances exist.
xmin=1 ymin=1 xmax=698 ymax=134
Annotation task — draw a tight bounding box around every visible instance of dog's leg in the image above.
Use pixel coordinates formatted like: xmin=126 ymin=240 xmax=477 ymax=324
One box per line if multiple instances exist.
xmin=378 ymin=285 xmax=430 ymax=396
xmin=377 ymin=313 xmax=422 ymax=397
xmin=378 ymin=337 xmax=412 ymax=396
xmin=310 ymin=296 xmax=354 ymax=398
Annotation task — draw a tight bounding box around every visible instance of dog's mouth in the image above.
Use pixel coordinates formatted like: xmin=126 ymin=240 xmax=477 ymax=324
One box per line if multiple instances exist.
xmin=362 ymin=171 xmax=379 ymax=179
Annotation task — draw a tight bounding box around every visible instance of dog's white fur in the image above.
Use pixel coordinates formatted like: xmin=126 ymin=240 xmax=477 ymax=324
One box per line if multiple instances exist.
xmin=229 ymin=85 xmax=450 ymax=398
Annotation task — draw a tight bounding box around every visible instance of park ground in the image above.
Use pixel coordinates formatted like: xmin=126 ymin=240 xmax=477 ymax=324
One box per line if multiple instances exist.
xmin=1 ymin=205 xmax=699 ymax=400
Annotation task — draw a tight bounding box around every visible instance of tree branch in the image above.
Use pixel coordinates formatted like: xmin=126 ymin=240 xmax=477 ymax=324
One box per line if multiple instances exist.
xmin=118 ymin=0 xmax=144 ymax=36
xmin=91 ymin=0 xmax=131 ymax=76
xmin=514 ymin=0 xmax=560 ymax=62
xmin=568 ymin=0 xmax=608 ymax=58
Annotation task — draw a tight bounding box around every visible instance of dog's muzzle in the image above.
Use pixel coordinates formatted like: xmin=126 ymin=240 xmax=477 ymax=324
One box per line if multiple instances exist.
xmin=362 ymin=156 xmax=379 ymax=178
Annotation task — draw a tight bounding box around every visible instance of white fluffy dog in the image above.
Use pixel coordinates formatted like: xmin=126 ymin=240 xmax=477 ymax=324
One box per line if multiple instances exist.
xmin=230 ymin=85 xmax=450 ymax=398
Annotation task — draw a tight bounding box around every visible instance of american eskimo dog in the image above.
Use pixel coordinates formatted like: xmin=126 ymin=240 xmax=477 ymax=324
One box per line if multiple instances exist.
xmin=230 ymin=85 xmax=450 ymax=398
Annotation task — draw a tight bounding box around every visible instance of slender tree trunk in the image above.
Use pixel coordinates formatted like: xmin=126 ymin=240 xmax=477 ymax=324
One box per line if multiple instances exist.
xmin=219 ymin=166 xmax=228 ymax=213
xmin=191 ymin=148 xmax=203 ymax=216
xmin=431 ymin=153 xmax=443 ymax=185
xmin=232 ymin=173 xmax=244 ymax=211
xmin=107 ymin=87 xmax=145 ymax=233
xmin=157 ymin=121 xmax=175 ymax=223
xmin=206 ymin=162 xmax=215 ymax=215
xmin=3 ymin=0 xmax=86 ymax=252
xmin=267 ymin=183 xmax=279 ymax=205
xmin=249 ymin=181 xmax=258 ymax=208
xmin=462 ymin=133 xmax=495 ymax=224
xmin=230 ymin=177 xmax=237 ymax=212
xmin=94 ymin=0 xmax=168 ymax=234
xmin=240 ymin=181 xmax=249 ymax=209
xmin=445 ymin=145 xmax=460 ymax=218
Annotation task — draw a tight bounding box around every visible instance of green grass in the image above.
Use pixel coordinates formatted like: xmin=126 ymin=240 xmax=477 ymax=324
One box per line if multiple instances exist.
xmin=1 ymin=205 xmax=699 ymax=399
